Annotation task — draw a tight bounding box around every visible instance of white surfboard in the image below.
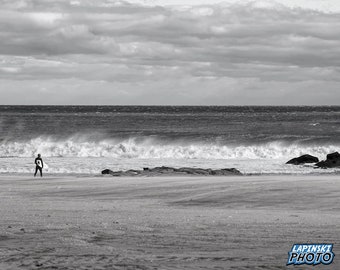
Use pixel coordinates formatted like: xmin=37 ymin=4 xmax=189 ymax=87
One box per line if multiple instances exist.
xmin=36 ymin=160 xmax=43 ymax=168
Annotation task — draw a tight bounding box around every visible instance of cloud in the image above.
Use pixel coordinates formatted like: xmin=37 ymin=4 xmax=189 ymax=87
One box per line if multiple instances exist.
xmin=0 ymin=0 xmax=340 ymax=105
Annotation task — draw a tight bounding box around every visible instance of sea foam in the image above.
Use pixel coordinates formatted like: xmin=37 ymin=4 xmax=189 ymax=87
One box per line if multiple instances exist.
xmin=0 ymin=136 xmax=338 ymax=160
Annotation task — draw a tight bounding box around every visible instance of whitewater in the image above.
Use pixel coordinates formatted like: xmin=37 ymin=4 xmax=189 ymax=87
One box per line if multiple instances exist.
xmin=0 ymin=106 xmax=339 ymax=175
xmin=1 ymin=136 xmax=339 ymax=160
xmin=0 ymin=135 xmax=339 ymax=175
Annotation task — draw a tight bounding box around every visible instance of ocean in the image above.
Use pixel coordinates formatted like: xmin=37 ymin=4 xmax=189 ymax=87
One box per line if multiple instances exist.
xmin=0 ymin=106 xmax=339 ymax=176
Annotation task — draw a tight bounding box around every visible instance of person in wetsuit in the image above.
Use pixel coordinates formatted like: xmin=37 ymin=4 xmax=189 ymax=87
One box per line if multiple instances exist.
xmin=34 ymin=154 xmax=43 ymax=177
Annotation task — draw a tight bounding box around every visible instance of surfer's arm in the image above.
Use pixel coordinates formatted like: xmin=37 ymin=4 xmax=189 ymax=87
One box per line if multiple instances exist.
xmin=41 ymin=160 xmax=44 ymax=168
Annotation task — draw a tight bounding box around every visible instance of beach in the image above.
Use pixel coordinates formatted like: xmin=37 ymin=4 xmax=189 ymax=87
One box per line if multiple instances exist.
xmin=2 ymin=0 xmax=340 ymax=267
xmin=0 ymin=175 xmax=338 ymax=269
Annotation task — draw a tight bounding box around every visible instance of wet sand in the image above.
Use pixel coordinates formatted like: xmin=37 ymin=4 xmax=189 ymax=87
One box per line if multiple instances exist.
xmin=0 ymin=175 xmax=339 ymax=269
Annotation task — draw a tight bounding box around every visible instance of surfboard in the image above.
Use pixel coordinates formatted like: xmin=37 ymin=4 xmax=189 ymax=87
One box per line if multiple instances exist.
xmin=36 ymin=160 xmax=42 ymax=168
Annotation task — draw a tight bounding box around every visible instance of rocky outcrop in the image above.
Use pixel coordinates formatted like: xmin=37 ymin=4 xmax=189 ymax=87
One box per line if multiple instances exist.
xmin=101 ymin=169 xmax=114 ymax=175
xmin=315 ymin=152 xmax=340 ymax=168
xmin=102 ymin=166 xmax=242 ymax=176
xmin=286 ymin=154 xmax=319 ymax=165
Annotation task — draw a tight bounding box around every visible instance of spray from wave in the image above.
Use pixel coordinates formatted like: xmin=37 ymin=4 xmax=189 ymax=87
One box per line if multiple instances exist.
xmin=0 ymin=135 xmax=338 ymax=160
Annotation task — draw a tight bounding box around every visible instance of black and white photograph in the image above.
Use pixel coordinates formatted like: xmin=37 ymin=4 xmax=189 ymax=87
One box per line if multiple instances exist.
xmin=0 ymin=0 xmax=339 ymax=269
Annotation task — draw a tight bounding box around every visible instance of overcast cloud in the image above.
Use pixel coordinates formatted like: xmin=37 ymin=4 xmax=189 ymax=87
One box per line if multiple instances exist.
xmin=0 ymin=0 xmax=340 ymax=105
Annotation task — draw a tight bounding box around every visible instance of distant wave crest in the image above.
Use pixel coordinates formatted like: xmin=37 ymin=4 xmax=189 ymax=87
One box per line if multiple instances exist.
xmin=0 ymin=135 xmax=339 ymax=160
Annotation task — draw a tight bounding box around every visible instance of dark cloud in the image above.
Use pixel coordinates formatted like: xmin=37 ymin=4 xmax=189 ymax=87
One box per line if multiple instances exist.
xmin=0 ymin=0 xmax=340 ymax=105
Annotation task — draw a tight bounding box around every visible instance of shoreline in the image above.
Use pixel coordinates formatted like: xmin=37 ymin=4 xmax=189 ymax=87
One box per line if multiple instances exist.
xmin=1 ymin=170 xmax=340 ymax=178
xmin=0 ymin=174 xmax=339 ymax=269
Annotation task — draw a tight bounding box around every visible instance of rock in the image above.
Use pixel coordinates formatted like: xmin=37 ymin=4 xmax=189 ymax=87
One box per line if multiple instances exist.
xmin=286 ymin=154 xmax=319 ymax=165
xmin=151 ymin=166 xmax=176 ymax=173
xmin=315 ymin=152 xmax=340 ymax=168
xmin=102 ymin=169 xmax=114 ymax=175
xmin=101 ymin=166 xmax=242 ymax=176
xmin=124 ymin=170 xmax=140 ymax=176
xmin=176 ymin=167 xmax=211 ymax=175
xmin=102 ymin=169 xmax=126 ymax=176
xmin=326 ymin=152 xmax=340 ymax=160
xmin=212 ymin=168 xmax=242 ymax=175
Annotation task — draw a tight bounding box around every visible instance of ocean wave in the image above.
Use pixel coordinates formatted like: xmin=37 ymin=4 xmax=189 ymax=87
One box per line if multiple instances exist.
xmin=0 ymin=136 xmax=339 ymax=159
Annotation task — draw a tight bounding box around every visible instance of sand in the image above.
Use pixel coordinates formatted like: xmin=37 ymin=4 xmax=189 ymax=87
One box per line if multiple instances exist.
xmin=0 ymin=174 xmax=339 ymax=269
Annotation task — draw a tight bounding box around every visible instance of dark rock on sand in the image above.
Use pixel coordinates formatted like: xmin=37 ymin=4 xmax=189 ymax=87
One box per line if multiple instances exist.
xmin=102 ymin=166 xmax=242 ymax=176
xmin=286 ymin=154 xmax=319 ymax=165
xmin=315 ymin=152 xmax=340 ymax=168
xmin=101 ymin=169 xmax=115 ymax=175
xmin=211 ymin=168 xmax=242 ymax=175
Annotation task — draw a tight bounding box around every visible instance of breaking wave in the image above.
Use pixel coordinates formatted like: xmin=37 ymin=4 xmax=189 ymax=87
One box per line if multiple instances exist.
xmin=0 ymin=135 xmax=338 ymax=160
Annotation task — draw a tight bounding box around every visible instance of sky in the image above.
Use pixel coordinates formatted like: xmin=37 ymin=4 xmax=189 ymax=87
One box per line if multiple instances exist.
xmin=1 ymin=0 xmax=340 ymax=105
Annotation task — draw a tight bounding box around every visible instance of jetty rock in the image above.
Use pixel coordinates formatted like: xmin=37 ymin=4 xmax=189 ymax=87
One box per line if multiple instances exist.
xmin=286 ymin=154 xmax=319 ymax=165
xmin=101 ymin=169 xmax=114 ymax=175
xmin=101 ymin=166 xmax=242 ymax=176
xmin=315 ymin=152 xmax=340 ymax=168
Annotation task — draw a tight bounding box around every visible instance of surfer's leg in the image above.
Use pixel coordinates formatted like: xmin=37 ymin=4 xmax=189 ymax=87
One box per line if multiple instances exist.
xmin=34 ymin=166 xmax=38 ymax=177
xmin=39 ymin=167 xmax=42 ymax=177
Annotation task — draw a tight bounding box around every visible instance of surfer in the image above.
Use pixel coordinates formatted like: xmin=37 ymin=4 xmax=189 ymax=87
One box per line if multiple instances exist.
xmin=34 ymin=154 xmax=44 ymax=177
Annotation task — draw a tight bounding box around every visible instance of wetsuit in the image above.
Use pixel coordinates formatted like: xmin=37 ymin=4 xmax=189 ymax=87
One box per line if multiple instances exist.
xmin=34 ymin=157 xmax=43 ymax=177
